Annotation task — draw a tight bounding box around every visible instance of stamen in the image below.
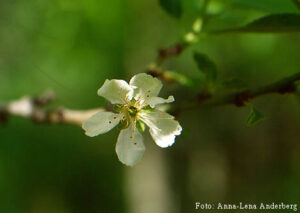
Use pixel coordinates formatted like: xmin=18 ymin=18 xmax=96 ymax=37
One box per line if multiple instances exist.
xmin=135 ymin=97 xmax=143 ymax=107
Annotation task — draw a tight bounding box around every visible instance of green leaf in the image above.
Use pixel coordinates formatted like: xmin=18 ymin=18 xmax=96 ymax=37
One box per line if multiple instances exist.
xmin=164 ymin=71 xmax=194 ymax=87
xmin=214 ymin=14 xmax=300 ymax=33
xmin=193 ymin=52 xmax=217 ymax=82
xmin=163 ymin=71 xmax=206 ymax=91
xmin=159 ymin=0 xmax=182 ymax=18
xmin=246 ymin=107 xmax=266 ymax=126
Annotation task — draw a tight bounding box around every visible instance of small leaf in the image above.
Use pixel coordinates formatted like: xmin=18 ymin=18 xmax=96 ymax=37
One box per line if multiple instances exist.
xmin=214 ymin=14 xmax=300 ymax=33
xmin=193 ymin=52 xmax=217 ymax=82
xmin=163 ymin=71 xmax=206 ymax=90
xmin=246 ymin=107 xmax=266 ymax=126
xmin=159 ymin=0 xmax=182 ymax=18
xmin=192 ymin=18 xmax=203 ymax=33
xmin=164 ymin=71 xmax=194 ymax=87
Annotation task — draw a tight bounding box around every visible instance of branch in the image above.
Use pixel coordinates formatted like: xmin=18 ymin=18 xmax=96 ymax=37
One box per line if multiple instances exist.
xmin=1 ymin=73 xmax=299 ymax=125
xmin=146 ymin=43 xmax=186 ymax=82
xmin=0 ymin=92 xmax=104 ymax=126
xmin=147 ymin=1 xmax=211 ymax=80
xmin=175 ymin=72 xmax=300 ymax=113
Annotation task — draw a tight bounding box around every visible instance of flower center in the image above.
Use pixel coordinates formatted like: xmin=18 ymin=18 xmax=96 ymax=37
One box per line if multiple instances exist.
xmin=128 ymin=106 xmax=138 ymax=117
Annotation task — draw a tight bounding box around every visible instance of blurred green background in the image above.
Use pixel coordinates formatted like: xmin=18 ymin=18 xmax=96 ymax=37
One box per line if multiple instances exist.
xmin=0 ymin=0 xmax=300 ymax=212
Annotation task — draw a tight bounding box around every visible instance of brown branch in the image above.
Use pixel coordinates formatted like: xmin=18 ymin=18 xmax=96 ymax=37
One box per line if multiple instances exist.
xmin=175 ymin=72 xmax=300 ymax=113
xmin=146 ymin=43 xmax=186 ymax=81
xmin=1 ymin=73 xmax=299 ymax=125
xmin=210 ymin=72 xmax=300 ymax=106
xmin=0 ymin=92 xmax=104 ymax=126
xmin=147 ymin=0 xmax=212 ymax=81
xmin=157 ymin=43 xmax=185 ymax=64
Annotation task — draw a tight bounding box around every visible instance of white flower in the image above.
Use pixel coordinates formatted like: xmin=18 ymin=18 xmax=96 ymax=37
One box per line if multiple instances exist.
xmin=82 ymin=73 xmax=182 ymax=166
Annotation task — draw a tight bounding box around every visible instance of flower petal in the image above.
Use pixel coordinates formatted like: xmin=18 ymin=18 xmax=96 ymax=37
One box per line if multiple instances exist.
xmin=139 ymin=110 xmax=182 ymax=148
xmin=97 ymin=79 xmax=133 ymax=104
xmin=82 ymin=112 xmax=121 ymax=137
xmin=129 ymin=73 xmax=162 ymax=99
xmin=147 ymin=95 xmax=174 ymax=108
xmin=116 ymin=127 xmax=145 ymax=166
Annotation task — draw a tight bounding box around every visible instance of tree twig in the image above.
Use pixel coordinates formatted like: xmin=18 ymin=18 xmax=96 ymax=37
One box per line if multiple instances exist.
xmin=2 ymin=73 xmax=298 ymax=125
xmin=147 ymin=0 xmax=212 ymax=82
xmin=146 ymin=43 xmax=186 ymax=81
xmin=174 ymin=72 xmax=300 ymax=114
xmin=0 ymin=92 xmax=104 ymax=126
